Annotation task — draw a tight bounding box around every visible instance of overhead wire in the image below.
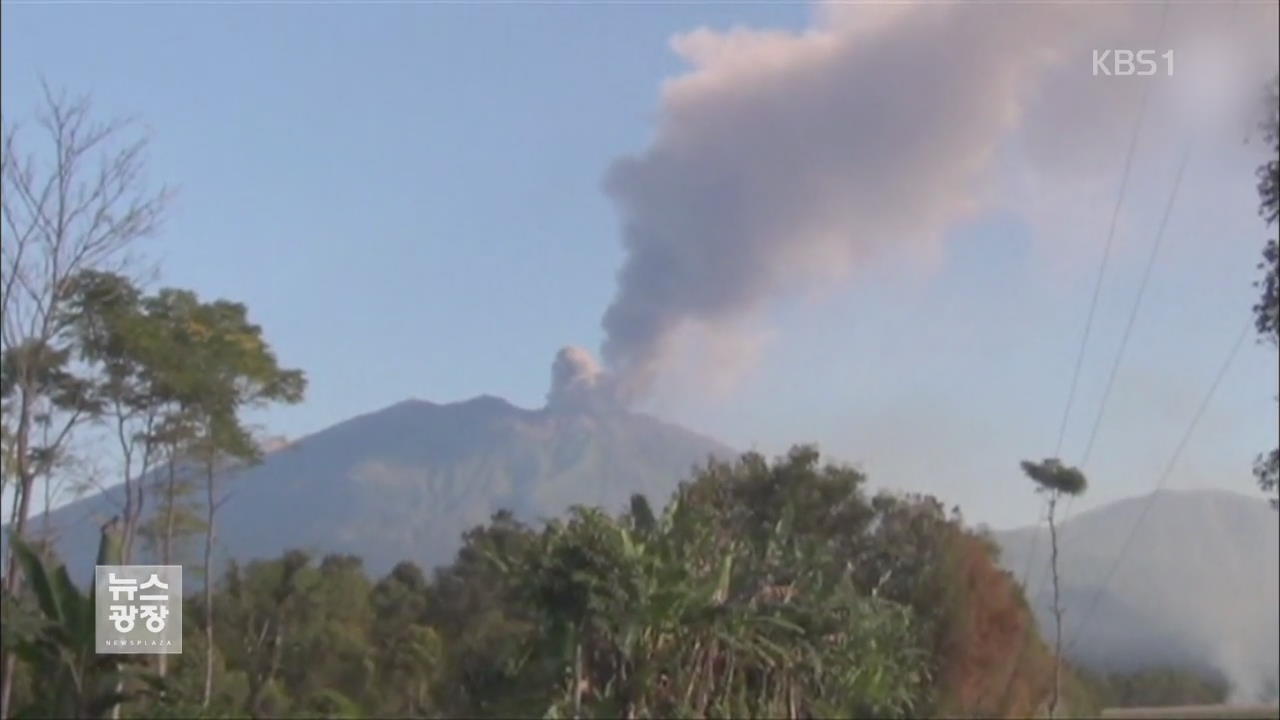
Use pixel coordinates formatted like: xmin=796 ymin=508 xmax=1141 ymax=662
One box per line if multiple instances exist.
xmin=1014 ymin=0 xmax=1173 ymax=600
xmin=1060 ymin=0 xmax=1253 ymax=655
xmin=1064 ymin=318 xmax=1253 ymax=655
xmin=1029 ymin=141 xmax=1193 ymax=599
xmin=990 ymin=3 xmax=1174 ymax=713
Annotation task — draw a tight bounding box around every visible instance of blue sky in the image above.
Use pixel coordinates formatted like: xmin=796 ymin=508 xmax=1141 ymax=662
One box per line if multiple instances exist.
xmin=2 ymin=1 xmax=1277 ymax=531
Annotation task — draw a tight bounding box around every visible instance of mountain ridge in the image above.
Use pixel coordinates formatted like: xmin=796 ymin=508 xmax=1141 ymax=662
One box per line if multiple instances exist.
xmin=993 ymin=487 xmax=1279 ymax=701
xmin=19 ymin=394 xmax=734 ymax=582
xmin=10 ymin=398 xmax=1276 ymax=701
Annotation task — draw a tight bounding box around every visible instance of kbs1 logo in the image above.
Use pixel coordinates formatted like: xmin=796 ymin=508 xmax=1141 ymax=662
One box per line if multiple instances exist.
xmin=95 ymin=565 xmax=183 ymax=654
xmin=1093 ymin=49 xmax=1175 ymax=77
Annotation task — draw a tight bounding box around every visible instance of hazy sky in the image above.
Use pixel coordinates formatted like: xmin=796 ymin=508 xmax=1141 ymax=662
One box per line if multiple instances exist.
xmin=2 ymin=1 xmax=1277 ymax=531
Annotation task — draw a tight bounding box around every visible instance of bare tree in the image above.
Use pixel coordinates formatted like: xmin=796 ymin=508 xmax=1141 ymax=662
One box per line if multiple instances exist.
xmin=0 ymin=82 xmax=167 ymax=720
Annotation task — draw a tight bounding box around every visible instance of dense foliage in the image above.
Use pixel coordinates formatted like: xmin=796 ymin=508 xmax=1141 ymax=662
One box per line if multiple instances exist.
xmin=5 ymin=447 xmax=1087 ymax=719
xmin=1254 ymin=78 xmax=1280 ymax=508
xmin=1254 ymin=77 xmax=1280 ymax=348
xmin=1076 ymin=667 xmax=1229 ymax=709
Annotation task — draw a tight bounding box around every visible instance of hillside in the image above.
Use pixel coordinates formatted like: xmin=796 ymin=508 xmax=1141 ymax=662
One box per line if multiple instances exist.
xmin=20 ymin=395 xmax=733 ymax=581
xmin=994 ymin=489 xmax=1280 ymax=702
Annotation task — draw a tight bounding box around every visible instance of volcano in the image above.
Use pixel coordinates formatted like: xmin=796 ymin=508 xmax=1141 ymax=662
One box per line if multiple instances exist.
xmin=25 ymin=394 xmax=733 ymax=581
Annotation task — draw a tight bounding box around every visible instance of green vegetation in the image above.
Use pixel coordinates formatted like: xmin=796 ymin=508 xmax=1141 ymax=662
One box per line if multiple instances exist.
xmin=1 ymin=87 xmax=305 ymax=717
xmin=3 ymin=526 xmax=133 ymax=719
xmin=4 ymin=447 xmax=1086 ymax=719
xmin=1077 ymin=667 xmax=1229 ymax=709
xmin=1253 ymin=77 xmax=1279 ymax=509
xmin=2 ymin=85 xmax=169 ymax=719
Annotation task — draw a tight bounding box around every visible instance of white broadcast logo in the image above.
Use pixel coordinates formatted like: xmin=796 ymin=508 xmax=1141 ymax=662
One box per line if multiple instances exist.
xmin=106 ymin=571 xmax=171 ymax=633
xmin=1091 ymin=49 xmax=1175 ymax=77
xmin=95 ymin=565 xmax=183 ymax=655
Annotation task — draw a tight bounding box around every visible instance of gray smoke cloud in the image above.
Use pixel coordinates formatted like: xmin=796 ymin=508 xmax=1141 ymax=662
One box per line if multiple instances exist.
xmin=547 ymin=345 xmax=618 ymax=412
xmin=598 ymin=4 xmax=1083 ymax=401
xmin=595 ymin=0 xmax=1276 ymax=402
xmin=577 ymin=0 xmax=1280 ymax=695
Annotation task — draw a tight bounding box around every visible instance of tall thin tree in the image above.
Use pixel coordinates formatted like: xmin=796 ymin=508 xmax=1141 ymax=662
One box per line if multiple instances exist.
xmin=62 ymin=270 xmax=168 ymax=563
xmin=0 ymin=83 xmax=167 ymax=720
xmin=146 ymin=293 xmax=305 ymax=708
xmin=1020 ymin=458 xmax=1088 ymax=718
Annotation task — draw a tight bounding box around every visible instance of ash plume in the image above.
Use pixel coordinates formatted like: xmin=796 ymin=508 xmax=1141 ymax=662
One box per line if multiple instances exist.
xmin=546 ymin=346 xmax=619 ymax=413
xmin=597 ymin=3 xmax=1089 ymax=402
xmin=594 ymin=1 xmax=1276 ymax=402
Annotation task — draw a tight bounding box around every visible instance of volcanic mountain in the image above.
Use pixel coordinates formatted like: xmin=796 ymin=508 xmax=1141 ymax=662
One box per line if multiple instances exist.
xmin=26 ymin=394 xmax=733 ymax=582
xmin=14 ymin=386 xmax=1278 ymax=701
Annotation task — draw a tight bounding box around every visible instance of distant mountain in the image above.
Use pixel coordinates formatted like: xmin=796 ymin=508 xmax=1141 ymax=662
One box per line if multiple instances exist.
xmin=18 ymin=396 xmax=733 ymax=582
xmin=993 ymin=489 xmax=1280 ymax=702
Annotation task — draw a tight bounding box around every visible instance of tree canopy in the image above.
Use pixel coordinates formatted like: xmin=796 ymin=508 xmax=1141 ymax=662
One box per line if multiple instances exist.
xmin=6 ymin=446 xmax=1087 ymax=719
xmin=1253 ymin=78 xmax=1279 ymax=509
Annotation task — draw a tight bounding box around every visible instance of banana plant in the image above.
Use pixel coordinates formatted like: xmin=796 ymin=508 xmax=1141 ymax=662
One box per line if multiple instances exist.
xmin=6 ymin=521 xmax=139 ymax=718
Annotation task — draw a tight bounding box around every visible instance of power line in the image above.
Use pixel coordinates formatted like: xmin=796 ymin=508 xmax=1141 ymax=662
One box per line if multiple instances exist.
xmin=1015 ymin=0 xmax=1172 ymax=596
xmin=1046 ymin=0 xmax=1248 ymax=611
xmin=1056 ymin=0 xmax=1249 ymax=539
xmin=1078 ymin=145 xmax=1193 ymax=470
xmin=1064 ymin=318 xmax=1252 ymax=655
xmin=1050 ymin=78 xmax=1148 ymax=459
xmin=992 ymin=0 xmax=1259 ymax=712
xmin=1041 ymin=142 xmax=1193 ymax=590
xmin=992 ymin=5 xmax=1173 ymax=712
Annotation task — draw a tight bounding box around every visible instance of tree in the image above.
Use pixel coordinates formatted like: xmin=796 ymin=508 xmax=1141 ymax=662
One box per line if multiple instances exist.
xmin=87 ymin=285 xmax=306 ymax=707
xmin=133 ymin=381 xmax=207 ymax=685
xmin=1020 ymin=458 xmax=1087 ymax=718
xmin=215 ymin=551 xmax=316 ymax=717
xmin=0 ymin=83 xmax=167 ymax=719
xmin=159 ymin=295 xmax=305 ymax=708
xmin=1253 ymin=77 xmax=1279 ymax=509
xmin=377 ymin=623 xmax=442 ymax=717
xmin=401 ymin=447 xmax=1060 ymax=719
xmin=62 ymin=270 xmax=165 ymax=563
xmin=1255 ymin=78 xmax=1280 ymax=347
xmin=2 ymin=518 xmax=148 ymax=719
xmin=425 ymin=511 xmax=543 ymax=717
xmin=370 ymin=562 xmax=438 ymax=716
xmin=285 ymin=555 xmax=372 ymax=710
xmin=7 ymin=441 xmax=1078 ymax=719
xmin=136 ymin=291 xmax=210 ymax=574
xmin=477 ymin=448 xmax=938 ymax=719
